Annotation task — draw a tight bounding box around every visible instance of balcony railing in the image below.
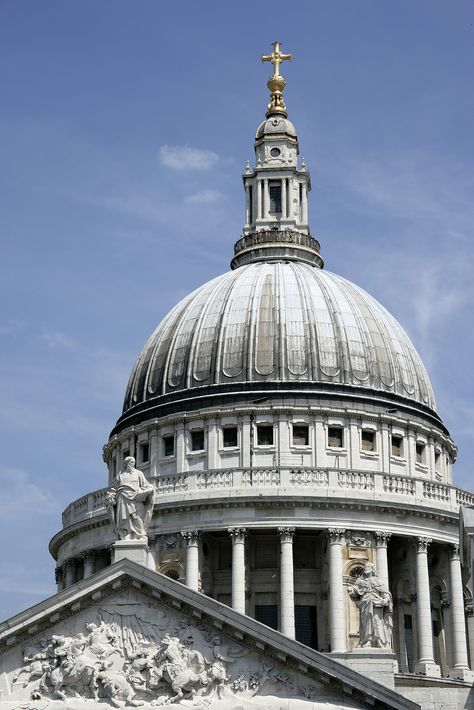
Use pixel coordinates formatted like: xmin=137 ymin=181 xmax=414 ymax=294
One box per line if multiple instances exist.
xmin=61 ymin=468 xmax=474 ymax=529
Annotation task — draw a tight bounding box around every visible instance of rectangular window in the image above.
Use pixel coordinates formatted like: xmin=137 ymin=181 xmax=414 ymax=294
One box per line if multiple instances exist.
xmin=391 ymin=435 xmax=403 ymax=457
xmin=435 ymin=451 xmax=441 ymax=468
xmin=416 ymin=442 xmax=425 ymax=464
xmin=295 ymin=605 xmax=318 ymax=649
xmin=223 ymin=427 xmax=238 ymax=448
xmin=191 ymin=430 xmax=204 ymax=452
xmin=293 ymin=424 xmax=309 ymax=446
xmin=139 ymin=442 xmax=149 ymax=463
xmin=269 ymin=181 xmax=282 ymax=213
xmin=328 ymin=426 xmax=343 ymax=448
xmin=257 ymin=424 xmax=274 ymax=446
xmin=361 ymin=430 xmax=375 ymax=452
xmin=255 ymin=605 xmax=278 ymax=630
xmin=163 ymin=435 xmax=174 ymax=457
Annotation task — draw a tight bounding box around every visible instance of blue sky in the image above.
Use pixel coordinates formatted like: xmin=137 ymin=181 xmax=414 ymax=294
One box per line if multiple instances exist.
xmin=1 ymin=0 xmax=473 ymax=620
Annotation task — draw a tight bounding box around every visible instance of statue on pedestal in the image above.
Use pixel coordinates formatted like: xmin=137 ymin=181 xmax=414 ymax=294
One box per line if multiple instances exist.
xmin=347 ymin=563 xmax=393 ymax=648
xmin=107 ymin=457 xmax=154 ymax=541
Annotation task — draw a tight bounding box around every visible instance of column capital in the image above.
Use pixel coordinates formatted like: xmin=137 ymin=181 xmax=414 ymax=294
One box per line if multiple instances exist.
xmin=80 ymin=548 xmax=97 ymax=560
xmin=415 ymin=536 xmax=432 ymax=553
xmin=181 ymin=530 xmax=200 ymax=547
xmin=64 ymin=557 xmax=77 ymax=571
xmin=374 ymin=531 xmax=392 ymax=548
xmin=228 ymin=527 xmax=247 ymax=543
xmin=328 ymin=528 xmax=345 ymax=545
xmin=278 ymin=526 xmax=295 ymax=543
xmin=449 ymin=543 xmax=461 ymax=561
xmin=54 ymin=566 xmax=64 ymax=584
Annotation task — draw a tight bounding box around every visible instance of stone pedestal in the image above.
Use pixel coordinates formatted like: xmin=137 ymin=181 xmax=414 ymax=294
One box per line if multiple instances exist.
xmin=112 ymin=539 xmax=149 ymax=566
xmin=448 ymin=667 xmax=474 ymax=682
xmin=414 ymin=660 xmax=442 ymax=677
xmin=331 ymin=648 xmax=397 ymax=689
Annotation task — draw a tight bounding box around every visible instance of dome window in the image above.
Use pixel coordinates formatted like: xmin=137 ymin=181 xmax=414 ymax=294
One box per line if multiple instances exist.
xmin=328 ymin=426 xmax=344 ymax=449
xmin=269 ymin=181 xmax=282 ymax=213
xmin=361 ymin=430 xmax=375 ymax=452
xmin=257 ymin=424 xmax=274 ymax=446
xmin=139 ymin=442 xmax=149 ymax=463
xmin=191 ymin=430 xmax=205 ymax=452
xmin=163 ymin=435 xmax=174 ymax=457
xmin=391 ymin=435 xmax=403 ymax=458
xmin=416 ymin=442 xmax=426 ymax=465
xmin=223 ymin=427 xmax=238 ymax=448
xmin=293 ymin=424 xmax=309 ymax=447
xmin=270 ymin=147 xmax=281 ymax=157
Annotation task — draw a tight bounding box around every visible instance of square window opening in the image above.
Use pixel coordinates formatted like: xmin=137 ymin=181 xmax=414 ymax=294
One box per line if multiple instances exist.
xmin=391 ymin=435 xmax=403 ymax=457
xmin=163 ymin=435 xmax=174 ymax=457
xmin=191 ymin=430 xmax=205 ymax=452
xmin=328 ymin=427 xmax=343 ymax=448
xmin=257 ymin=425 xmax=274 ymax=446
xmin=361 ymin=430 xmax=375 ymax=452
xmin=223 ymin=427 xmax=238 ymax=448
xmin=416 ymin=442 xmax=426 ymax=464
xmin=293 ymin=424 xmax=309 ymax=446
xmin=269 ymin=181 xmax=282 ymax=213
xmin=139 ymin=442 xmax=149 ymax=463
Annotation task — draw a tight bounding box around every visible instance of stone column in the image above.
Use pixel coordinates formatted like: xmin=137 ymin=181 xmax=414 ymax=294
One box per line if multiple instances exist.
xmin=278 ymin=527 xmax=295 ymax=639
xmin=328 ymin=528 xmax=346 ymax=652
xmin=181 ymin=530 xmax=200 ymax=591
xmin=281 ymin=178 xmax=287 ymax=219
xmin=149 ymin=430 xmax=159 ymax=477
xmin=55 ymin=565 xmax=64 ymax=592
xmin=64 ymin=559 xmax=76 ymax=588
xmin=82 ymin=550 xmax=96 ymax=579
xmin=245 ymin=185 xmax=251 ymax=226
xmin=448 ymin=544 xmax=473 ymax=679
xmin=176 ymin=424 xmax=186 ymax=472
xmin=257 ymin=179 xmax=263 ymax=220
xmin=414 ymin=537 xmax=440 ymax=676
xmin=374 ymin=532 xmax=391 ymax=586
xmin=302 ymin=184 xmax=308 ymax=224
xmin=263 ymin=178 xmax=269 ymax=218
xmin=228 ymin=527 xmax=247 ymax=615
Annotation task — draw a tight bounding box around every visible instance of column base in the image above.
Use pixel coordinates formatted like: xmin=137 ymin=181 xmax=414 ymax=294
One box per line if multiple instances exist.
xmin=113 ymin=539 xmax=149 ymax=567
xmin=448 ymin=667 xmax=474 ymax=682
xmin=414 ymin=661 xmax=441 ymax=677
xmin=331 ymin=649 xmax=396 ymax=689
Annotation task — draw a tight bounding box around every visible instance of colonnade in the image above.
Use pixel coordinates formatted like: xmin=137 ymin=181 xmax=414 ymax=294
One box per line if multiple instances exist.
xmin=178 ymin=527 xmax=471 ymax=678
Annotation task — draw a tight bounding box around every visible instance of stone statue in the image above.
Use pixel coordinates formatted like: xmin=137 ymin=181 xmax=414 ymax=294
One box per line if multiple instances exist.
xmin=347 ymin=563 xmax=393 ymax=648
xmin=106 ymin=457 xmax=154 ymax=541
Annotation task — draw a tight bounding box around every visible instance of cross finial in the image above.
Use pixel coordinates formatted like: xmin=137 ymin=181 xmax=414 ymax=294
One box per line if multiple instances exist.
xmin=261 ymin=41 xmax=292 ymax=78
xmin=261 ymin=41 xmax=292 ymax=117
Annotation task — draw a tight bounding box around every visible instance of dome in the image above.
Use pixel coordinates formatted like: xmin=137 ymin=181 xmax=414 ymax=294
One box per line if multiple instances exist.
xmin=123 ymin=261 xmax=436 ymax=415
xmin=256 ymin=115 xmax=297 ymax=140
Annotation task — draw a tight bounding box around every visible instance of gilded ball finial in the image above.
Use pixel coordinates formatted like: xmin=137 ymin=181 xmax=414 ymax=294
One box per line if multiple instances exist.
xmin=261 ymin=41 xmax=292 ymax=117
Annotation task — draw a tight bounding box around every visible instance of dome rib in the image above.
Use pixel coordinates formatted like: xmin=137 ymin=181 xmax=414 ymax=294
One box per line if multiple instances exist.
xmin=122 ymin=263 xmax=437 ymax=414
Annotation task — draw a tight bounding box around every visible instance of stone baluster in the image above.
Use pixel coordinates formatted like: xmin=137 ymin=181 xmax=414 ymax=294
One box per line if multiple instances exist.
xmin=374 ymin=532 xmax=391 ymax=586
xmin=228 ymin=527 xmax=247 ymax=614
xmin=414 ymin=537 xmax=441 ymax=676
xmin=181 ymin=530 xmax=200 ymax=591
xmin=278 ymin=527 xmax=295 ymax=639
xmin=448 ymin=544 xmax=473 ymax=680
xmin=328 ymin=528 xmax=346 ymax=652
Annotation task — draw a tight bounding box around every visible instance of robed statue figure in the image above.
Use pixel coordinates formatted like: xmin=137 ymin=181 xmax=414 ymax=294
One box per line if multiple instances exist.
xmin=347 ymin=563 xmax=393 ymax=648
xmin=106 ymin=456 xmax=154 ymax=541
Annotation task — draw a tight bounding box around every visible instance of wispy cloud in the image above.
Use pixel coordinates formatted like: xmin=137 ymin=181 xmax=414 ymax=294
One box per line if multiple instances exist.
xmin=38 ymin=329 xmax=76 ymax=349
xmin=0 ymin=320 xmax=24 ymax=336
xmin=159 ymin=145 xmax=219 ymax=171
xmin=0 ymin=466 xmax=60 ymax=517
xmin=184 ymin=189 xmax=224 ymax=204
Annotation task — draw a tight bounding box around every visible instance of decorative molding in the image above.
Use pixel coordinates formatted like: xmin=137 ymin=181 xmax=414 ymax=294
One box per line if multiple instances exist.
xmin=181 ymin=530 xmax=200 ymax=546
xmin=277 ymin=526 xmax=295 ymax=543
xmin=228 ymin=527 xmax=247 ymax=544
xmin=449 ymin=543 xmax=460 ymax=561
xmin=415 ymin=537 xmax=432 ymax=553
xmin=347 ymin=531 xmax=371 ymax=548
xmin=374 ymin=531 xmax=392 ymax=548
xmin=328 ymin=528 xmax=345 ymax=545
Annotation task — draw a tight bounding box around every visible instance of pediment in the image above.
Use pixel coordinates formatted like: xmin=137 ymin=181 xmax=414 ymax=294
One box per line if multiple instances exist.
xmin=0 ymin=560 xmax=418 ymax=709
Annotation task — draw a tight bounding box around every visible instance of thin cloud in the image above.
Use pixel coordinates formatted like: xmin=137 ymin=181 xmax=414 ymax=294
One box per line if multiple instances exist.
xmin=38 ymin=329 xmax=76 ymax=349
xmin=159 ymin=145 xmax=219 ymax=171
xmin=0 ymin=466 xmax=60 ymax=517
xmin=184 ymin=189 xmax=224 ymax=204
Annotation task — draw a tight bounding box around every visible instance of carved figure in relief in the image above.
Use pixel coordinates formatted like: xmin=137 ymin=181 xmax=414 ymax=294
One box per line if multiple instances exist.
xmin=152 ymin=635 xmax=209 ymax=704
xmin=45 ymin=634 xmax=100 ymax=700
xmin=347 ymin=563 xmax=393 ymax=648
xmin=97 ymin=665 xmax=144 ymax=708
xmin=85 ymin=621 xmax=123 ymax=661
xmin=12 ymin=643 xmax=50 ymax=688
xmin=106 ymin=457 xmax=154 ymax=541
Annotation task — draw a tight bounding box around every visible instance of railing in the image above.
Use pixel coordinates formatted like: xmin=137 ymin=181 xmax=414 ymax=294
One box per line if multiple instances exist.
xmin=61 ymin=468 xmax=474 ymax=529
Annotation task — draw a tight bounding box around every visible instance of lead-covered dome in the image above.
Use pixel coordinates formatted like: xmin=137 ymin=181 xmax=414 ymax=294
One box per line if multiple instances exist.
xmin=123 ymin=261 xmax=436 ymax=415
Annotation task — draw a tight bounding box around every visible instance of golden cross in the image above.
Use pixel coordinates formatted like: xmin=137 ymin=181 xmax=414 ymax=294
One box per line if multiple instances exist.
xmin=261 ymin=41 xmax=292 ymax=77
